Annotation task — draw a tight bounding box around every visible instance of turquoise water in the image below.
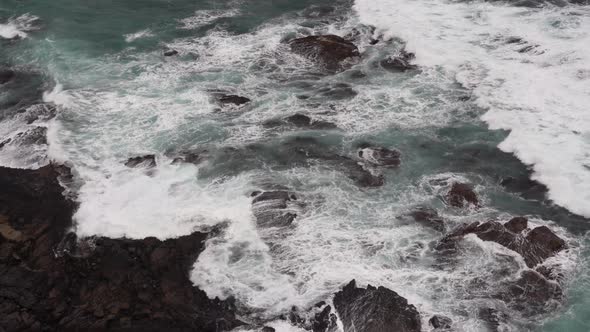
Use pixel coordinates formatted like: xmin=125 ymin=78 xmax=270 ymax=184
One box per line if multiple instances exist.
xmin=1 ymin=0 xmax=590 ymax=330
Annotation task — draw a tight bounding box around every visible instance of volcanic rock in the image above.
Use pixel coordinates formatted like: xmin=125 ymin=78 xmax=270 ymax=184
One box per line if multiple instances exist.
xmin=505 ymin=216 xmax=528 ymax=233
xmin=125 ymin=154 xmax=157 ymax=168
xmin=290 ymin=35 xmax=360 ymax=71
xmin=333 ymin=280 xmax=421 ymax=332
xmin=358 ymin=146 xmax=401 ymax=167
xmin=446 ymin=182 xmax=479 ymax=208
xmin=429 ymin=315 xmax=452 ymax=329
xmin=0 ymin=164 xmax=242 ymax=332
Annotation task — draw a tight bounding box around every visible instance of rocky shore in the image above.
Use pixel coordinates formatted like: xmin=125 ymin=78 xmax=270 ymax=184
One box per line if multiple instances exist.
xmin=0 ymin=165 xmax=242 ymax=331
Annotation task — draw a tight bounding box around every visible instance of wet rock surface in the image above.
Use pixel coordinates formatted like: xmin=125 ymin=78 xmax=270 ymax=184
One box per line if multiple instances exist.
xmin=409 ymin=207 xmax=445 ymax=232
xmin=0 ymin=165 xmax=242 ymax=331
xmin=358 ymin=146 xmax=401 ymax=167
xmin=438 ymin=220 xmax=567 ymax=268
xmin=290 ymin=35 xmax=360 ymax=71
xmin=380 ymin=50 xmax=417 ymax=72
xmin=446 ymin=182 xmax=479 ymax=208
xmin=429 ymin=315 xmax=452 ymax=329
xmin=215 ymin=94 xmax=251 ymax=106
xmin=0 ymin=68 xmax=16 ymax=84
xmin=263 ymin=113 xmax=337 ymax=130
xmin=251 ymin=191 xmax=299 ymax=227
xmin=333 ymin=280 xmax=421 ymax=332
xmin=125 ymin=154 xmax=157 ymax=168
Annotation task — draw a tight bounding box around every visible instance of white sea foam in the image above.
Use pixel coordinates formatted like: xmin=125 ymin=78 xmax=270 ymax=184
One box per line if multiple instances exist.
xmin=179 ymin=9 xmax=240 ymax=30
xmin=123 ymin=28 xmax=154 ymax=43
xmin=354 ymin=0 xmax=590 ymax=217
xmin=0 ymin=13 xmax=40 ymax=39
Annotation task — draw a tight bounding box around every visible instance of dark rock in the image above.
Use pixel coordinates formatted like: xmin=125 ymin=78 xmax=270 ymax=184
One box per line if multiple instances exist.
xmin=262 ymin=327 xmax=276 ymax=332
xmin=164 ymin=49 xmax=178 ymax=56
xmin=358 ymin=147 xmax=401 ymax=167
xmin=125 ymin=155 xmax=157 ymax=168
xmin=19 ymin=103 xmax=57 ymax=124
xmin=170 ymin=150 xmax=208 ymax=165
xmin=477 ymin=308 xmax=508 ymax=332
xmin=0 ymin=68 xmax=15 ymax=84
xmin=496 ymin=270 xmax=562 ymax=316
xmin=0 ymin=138 xmax=10 ymax=149
xmin=11 ymin=126 xmax=48 ymax=146
xmin=216 ymin=94 xmax=251 ymax=106
xmin=264 ymin=114 xmax=337 ymax=130
xmin=333 ymin=280 xmax=421 ymax=332
xmin=429 ymin=315 xmax=452 ymax=329
xmin=290 ymin=35 xmax=360 ymax=71
xmin=505 ymin=216 xmax=528 ymax=233
xmin=311 ymin=305 xmax=337 ymax=332
xmin=380 ymin=51 xmax=417 ymax=72
xmin=410 ymin=207 xmax=445 ymax=232
xmin=251 ymin=191 xmax=298 ymax=227
xmin=446 ymin=183 xmax=479 ymax=208
xmin=315 ymin=83 xmax=358 ymax=100
xmin=0 ymin=165 xmax=242 ymax=332
xmin=438 ymin=220 xmax=566 ymax=268
xmin=500 ymin=175 xmax=548 ymax=201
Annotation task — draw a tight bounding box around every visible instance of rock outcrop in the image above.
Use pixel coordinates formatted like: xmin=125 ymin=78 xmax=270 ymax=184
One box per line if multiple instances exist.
xmin=125 ymin=155 xmax=157 ymax=168
xmin=0 ymin=165 xmax=242 ymax=331
xmin=446 ymin=182 xmax=479 ymax=208
xmin=290 ymin=35 xmax=360 ymax=71
xmin=333 ymin=280 xmax=421 ymax=332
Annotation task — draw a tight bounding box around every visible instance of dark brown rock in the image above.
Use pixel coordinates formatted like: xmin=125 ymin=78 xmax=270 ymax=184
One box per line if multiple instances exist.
xmin=380 ymin=51 xmax=417 ymax=72
xmin=0 ymin=68 xmax=15 ymax=84
xmin=505 ymin=217 xmax=528 ymax=233
xmin=0 ymin=165 xmax=242 ymax=332
xmin=429 ymin=315 xmax=452 ymax=329
xmin=446 ymin=183 xmax=479 ymax=208
xmin=251 ymin=191 xmax=298 ymax=227
xmin=496 ymin=270 xmax=562 ymax=316
xmin=125 ymin=155 xmax=157 ymax=168
xmin=410 ymin=207 xmax=445 ymax=232
xmin=358 ymin=146 xmax=401 ymax=167
xmin=290 ymin=35 xmax=360 ymax=71
xmin=216 ymin=94 xmax=251 ymax=106
xmin=437 ymin=220 xmax=567 ymax=268
xmin=333 ymin=280 xmax=421 ymax=332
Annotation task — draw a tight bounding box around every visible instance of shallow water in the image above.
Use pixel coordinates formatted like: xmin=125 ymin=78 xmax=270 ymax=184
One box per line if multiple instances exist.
xmin=1 ymin=0 xmax=590 ymax=330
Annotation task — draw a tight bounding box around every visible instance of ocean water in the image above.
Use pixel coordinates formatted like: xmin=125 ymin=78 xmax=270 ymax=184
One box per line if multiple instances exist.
xmin=1 ymin=0 xmax=590 ymax=331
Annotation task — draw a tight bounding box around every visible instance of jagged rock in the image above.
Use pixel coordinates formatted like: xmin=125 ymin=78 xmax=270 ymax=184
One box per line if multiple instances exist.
xmin=496 ymin=270 xmax=562 ymax=316
xmin=290 ymin=35 xmax=360 ymax=71
xmin=0 ymin=165 xmax=242 ymax=332
xmin=263 ymin=114 xmax=337 ymax=130
xmin=0 ymin=68 xmax=15 ymax=84
xmin=311 ymin=304 xmax=338 ymax=332
xmin=505 ymin=216 xmax=528 ymax=233
xmin=446 ymin=182 xmax=479 ymax=208
xmin=429 ymin=315 xmax=452 ymax=329
xmin=18 ymin=103 xmax=57 ymax=124
xmin=10 ymin=126 xmax=48 ymax=146
xmin=251 ymin=191 xmax=298 ymax=227
xmin=380 ymin=51 xmax=417 ymax=72
xmin=125 ymin=155 xmax=157 ymax=168
xmin=170 ymin=150 xmax=208 ymax=165
xmin=358 ymin=146 xmax=401 ymax=167
xmin=333 ymin=280 xmax=421 ymax=332
xmin=409 ymin=207 xmax=445 ymax=232
xmin=437 ymin=220 xmax=566 ymax=268
xmin=216 ymin=94 xmax=251 ymax=106
xmin=164 ymin=49 xmax=178 ymax=56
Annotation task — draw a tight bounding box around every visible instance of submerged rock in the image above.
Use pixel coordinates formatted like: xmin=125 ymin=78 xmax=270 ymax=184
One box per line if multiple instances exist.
xmin=263 ymin=113 xmax=337 ymax=130
xmin=438 ymin=220 xmax=566 ymax=268
xmin=380 ymin=51 xmax=417 ymax=72
xmin=496 ymin=270 xmax=562 ymax=316
xmin=409 ymin=207 xmax=445 ymax=232
xmin=289 ymin=35 xmax=360 ymax=71
xmin=125 ymin=154 xmax=157 ymax=168
xmin=164 ymin=49 xmax=178 ymax=56
xmin=215 ymin=94 xmax=251 ymax=106
xmin=18 ymin=103 xmax=57 ymax=124
xmin=333 ymin=280 xmax=421 ymax=332
xmin=0 ymin=68 xmax=15 ymax=84
xmin=446 ymin=182 xmax=479 ymax=208
xmin=0 ymin=165 xmax=242 ymax=332
xmin=429 ymin=315 xmax=452 ymax=330
xmin=358 ymin=146 xmax=401 ymax=167
xmin=251 ymin=191 xmax=298 ymax=227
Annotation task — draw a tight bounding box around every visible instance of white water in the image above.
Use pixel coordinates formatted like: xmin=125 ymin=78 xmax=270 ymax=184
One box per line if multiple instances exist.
xmin=354 ymin=0 xmax=590 ymax=217
xmin=0 ymin=13 xmax=39 ymax=39
xmin=5 ymin=2 xmax=582 ymax=330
